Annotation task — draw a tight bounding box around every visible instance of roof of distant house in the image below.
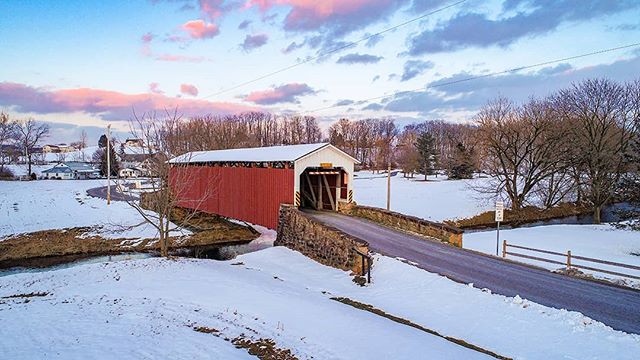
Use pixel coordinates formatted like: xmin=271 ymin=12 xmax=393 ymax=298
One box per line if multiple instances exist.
xmin=42 ymin=161 xmax=99 ymax=173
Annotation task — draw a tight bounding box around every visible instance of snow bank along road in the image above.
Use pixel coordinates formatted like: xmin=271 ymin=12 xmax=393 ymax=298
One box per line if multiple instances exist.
xmin=305 ymin=210 xmax=640 ymax=335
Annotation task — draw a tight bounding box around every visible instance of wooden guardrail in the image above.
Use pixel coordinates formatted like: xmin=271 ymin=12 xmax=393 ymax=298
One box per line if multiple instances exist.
xmin=353 ymin=247 xmax=372 ymax=283
xmin=502 ymin=240 xmax=640 ymax=280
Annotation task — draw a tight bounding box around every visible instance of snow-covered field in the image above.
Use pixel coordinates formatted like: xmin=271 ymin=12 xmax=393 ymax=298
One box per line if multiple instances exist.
xmin=0 ymin=179 xmax=178 ymax=240
xmin=465 ymin=224 xmax=640 ymax=287
xmin=1 ymin=247 xmax=638 ymax=359
xmin=354 ymin=171 xmax=491 ymax=222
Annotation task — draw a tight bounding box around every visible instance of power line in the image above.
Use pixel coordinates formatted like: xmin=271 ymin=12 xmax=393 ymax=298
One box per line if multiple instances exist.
xmin=200 ymin=0 xmax=468 ymax=100
xmin=307 ymin=42 xmax=640 ymax=114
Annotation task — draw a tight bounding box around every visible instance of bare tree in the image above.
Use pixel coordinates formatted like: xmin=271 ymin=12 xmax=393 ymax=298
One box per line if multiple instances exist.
xmin=0 ymin=112 xmax=13 ymax=170
xmin=475 ymin=97 xmax=566 ymax=210
xmin=554 ymin=79 xmax=635 ymax=223
xmin=12 ymin=119 xmax=49 ymax=177
xmin=121 ymin=110 xmax=217 ymax=257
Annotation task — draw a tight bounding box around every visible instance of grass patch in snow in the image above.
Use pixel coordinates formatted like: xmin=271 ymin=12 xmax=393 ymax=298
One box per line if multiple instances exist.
xmin=332 ymin=297 xmax=511 ymax=360
xmin=1 ymin=292 xmax=49 ymax=299
xmin=448 ymin=203 xmax=591 ymax=229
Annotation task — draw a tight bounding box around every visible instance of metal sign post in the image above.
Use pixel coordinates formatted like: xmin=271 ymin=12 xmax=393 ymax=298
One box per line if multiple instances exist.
xmin=495 ymin=200 xmax=504 ymax=256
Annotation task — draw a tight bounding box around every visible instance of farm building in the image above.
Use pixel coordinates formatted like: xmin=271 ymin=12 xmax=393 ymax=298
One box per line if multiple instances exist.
xmin=168 ymin=143 xmax=358 ymax=229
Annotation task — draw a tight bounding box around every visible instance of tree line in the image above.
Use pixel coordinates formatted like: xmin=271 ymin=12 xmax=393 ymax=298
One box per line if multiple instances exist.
xmin=474 ymin=78 xmax=639 ymax=223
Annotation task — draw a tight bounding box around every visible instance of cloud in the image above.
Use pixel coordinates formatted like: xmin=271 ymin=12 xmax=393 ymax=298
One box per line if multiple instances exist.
xmin=245 ymin=0 xmax=410 ymax=49
xmin=181 ymin=19 xmax=220 ymax=39
xmin=282 ymin=41 xmax=304 ymax=53
xmin=241 ymin=33 xmax=269 ymax=51
xmin=382 ymin=55 xmax=640 ymax=114
xmin=362 ymin=103 xmax=384 ymax=111
xmin=0 ymin=82 xmax=257 ymax=122
xmin=372 ymin=75 xmax=381 ymax=82
xmin=238 ymin=19 xmax=252 ymax=29
xmin=198 ymin=0 xmax=227 ymax=19
xmin=336 ymin=53 xmax=383 ymax=65
xmin=141 ymin=32 xmax=155 ymax=43
xmin=155 ymin=54 xmax=209 ymax=62
xmin=401 ymin=60 xmax=434 ymax=81
xmin=407 ymin=0 xmax=640 ymax=55
xmin=180 ymin=84 xmax=199 ymax=97
xmin=245 ymin=83 xmax=316 ymax=105
xmin=148 ymin=82 xmax=164 ymax=94
xmin=334 ymin=99 xmax=354 ymax=106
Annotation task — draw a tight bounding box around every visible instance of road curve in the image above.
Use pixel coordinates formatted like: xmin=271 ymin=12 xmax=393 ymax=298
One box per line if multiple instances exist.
xmin=304 ymin=210 xmax=640 ymax=335
xmin=87 ymin=186 xmax=137 ymax=202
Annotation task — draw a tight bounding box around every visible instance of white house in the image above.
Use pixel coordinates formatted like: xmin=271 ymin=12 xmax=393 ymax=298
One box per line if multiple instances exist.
xmin=42 ymin=162 xmax=101 ymax=180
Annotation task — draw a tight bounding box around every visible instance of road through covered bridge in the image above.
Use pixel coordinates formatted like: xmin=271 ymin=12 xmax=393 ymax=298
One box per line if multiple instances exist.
xmin=304 ymin=210 xmax=640 ymax=335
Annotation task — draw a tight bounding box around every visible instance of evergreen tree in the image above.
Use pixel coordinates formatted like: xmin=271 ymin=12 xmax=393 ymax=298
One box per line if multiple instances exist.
xmin=448 ymin=142 xmax=475 ymax=180
xmin=92 ymin=143 xmax=120 ymax=177
xmin=414 ymin=131 xmax=438 ymax=180
xmin=98 ymin=134 xmax=108 ymax=148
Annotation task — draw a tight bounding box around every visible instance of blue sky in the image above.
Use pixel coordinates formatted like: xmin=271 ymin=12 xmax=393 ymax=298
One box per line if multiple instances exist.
xmin=1 ymin=0 xmax=639 ymax=143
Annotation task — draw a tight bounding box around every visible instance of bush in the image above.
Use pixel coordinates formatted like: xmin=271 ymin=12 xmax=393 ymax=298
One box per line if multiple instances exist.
xmin=0 ymin=167 xmax=15 ymax=180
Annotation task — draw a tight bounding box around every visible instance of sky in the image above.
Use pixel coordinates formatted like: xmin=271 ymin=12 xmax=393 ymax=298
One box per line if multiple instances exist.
xmin=1 ymin=0 xmax=639 ymax=144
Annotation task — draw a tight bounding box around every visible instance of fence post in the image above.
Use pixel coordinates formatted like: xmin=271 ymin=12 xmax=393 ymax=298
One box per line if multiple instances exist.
xmin=367 ymin=257 xmax=371 ymax=284
xmin=502 ymin=240 xmax=507 ymax=258
xmin=566 ymin=250 xmax=572 ymax=270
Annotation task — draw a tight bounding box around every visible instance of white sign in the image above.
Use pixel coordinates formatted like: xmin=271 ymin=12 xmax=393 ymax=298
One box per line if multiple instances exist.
xmin=495 ymin=201 xmax=504 ymax=222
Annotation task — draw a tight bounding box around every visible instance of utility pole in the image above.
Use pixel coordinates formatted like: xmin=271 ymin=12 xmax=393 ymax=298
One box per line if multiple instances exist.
xmin=386 ymin=160 xmax=391 ymax=210
xmin=107 ymin=124 xmax=111 ymax=205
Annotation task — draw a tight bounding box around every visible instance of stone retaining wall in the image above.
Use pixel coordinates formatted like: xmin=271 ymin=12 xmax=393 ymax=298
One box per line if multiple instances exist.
xmin=340 ymin=204 xmax=464 ymax=247
xmin=275 ymin=204 xmax=369 ymax=274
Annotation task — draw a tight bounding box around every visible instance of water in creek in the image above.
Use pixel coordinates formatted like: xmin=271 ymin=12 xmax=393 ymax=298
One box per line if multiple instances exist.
xmin=0 ymin=253 xmax=155 ymax=278
xmin=0 ymin=240 xmax=271 ymax=277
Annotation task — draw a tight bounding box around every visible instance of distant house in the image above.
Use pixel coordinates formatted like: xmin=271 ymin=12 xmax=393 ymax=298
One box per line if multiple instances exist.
xmin=42 ymin=161 xmax=101 ymax=180
xmin=43 ymin=144 xmax=76 ymax=153
xmin=124 ymin=138 xmax=144 ymax=147
xmin=119 ymin=167 xmax=142 ymax=178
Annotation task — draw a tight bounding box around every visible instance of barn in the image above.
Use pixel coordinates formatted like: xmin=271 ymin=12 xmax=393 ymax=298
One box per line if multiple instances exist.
xmin=168 ymin=143 xmax=359 ymax=229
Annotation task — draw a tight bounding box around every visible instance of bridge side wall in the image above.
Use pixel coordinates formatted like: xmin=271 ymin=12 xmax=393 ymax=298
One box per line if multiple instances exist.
xmin=340 ymin=204 xmax=464 ymax=248
xmin=275 ymin=204 xmax=369 ymax=274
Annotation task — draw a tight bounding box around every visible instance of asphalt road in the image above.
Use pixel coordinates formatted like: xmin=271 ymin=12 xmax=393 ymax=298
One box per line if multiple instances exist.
xmin=305 ymin=210 xmax=640 ymax=335
xmin=87 ymin=185 xmax=137 ymax=202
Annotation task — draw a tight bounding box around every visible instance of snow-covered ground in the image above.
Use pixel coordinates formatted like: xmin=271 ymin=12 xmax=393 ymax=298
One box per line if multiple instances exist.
xmin=1 ymin=247 xmax=638 ymax=359
xmin=0 ymin=179 xmax=181 ymax=240
xmin=465 ymin=224 xmax=640 ymax=287
xmin=354 ymin=171 xmax=492 ymax=222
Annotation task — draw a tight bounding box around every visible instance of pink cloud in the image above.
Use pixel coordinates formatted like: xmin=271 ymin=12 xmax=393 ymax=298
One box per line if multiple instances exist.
xmin=0 ymin=82 xmax=258 ymax=121
xmin=198 ymin=0 xmax=225 ymax=19
xmin=244 ymin=0 xmax=401 ymax=33
xmin=149 ymin=82 xmax=164 ymax=94
xmin=245 ymin=83 xmax=316 ymax=105
xmin=141 ymin=32 xmax=155 ymax=43
xmin=181 ymin=19 xmax=220 ymax=39
xmin=155 ymin=54 xmax=209 ymax=63
xmin=180 ymin=84 xmax=199 ymax=97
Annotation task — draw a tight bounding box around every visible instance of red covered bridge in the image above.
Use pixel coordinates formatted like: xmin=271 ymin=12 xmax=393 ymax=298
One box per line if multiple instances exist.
xmin=168 ymin=143 xmax=358 ymax=229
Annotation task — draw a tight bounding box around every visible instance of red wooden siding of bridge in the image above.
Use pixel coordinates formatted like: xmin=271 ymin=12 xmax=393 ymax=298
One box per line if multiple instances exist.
xmin=169 ymin=166 xmax=295 ymax=229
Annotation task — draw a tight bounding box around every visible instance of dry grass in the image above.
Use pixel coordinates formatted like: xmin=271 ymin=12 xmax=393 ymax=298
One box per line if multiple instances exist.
xmin=331 ymin=297 xmax=511 ymax=360
xmin=447 ymin=203 xmax=591 ymax=229
xmin=0 ymin=209 xmax=258 ymax=268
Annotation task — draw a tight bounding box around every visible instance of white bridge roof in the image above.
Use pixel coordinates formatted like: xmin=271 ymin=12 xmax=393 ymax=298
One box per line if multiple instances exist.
xmin=170 ymin=143 xmax=354 ymax=164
